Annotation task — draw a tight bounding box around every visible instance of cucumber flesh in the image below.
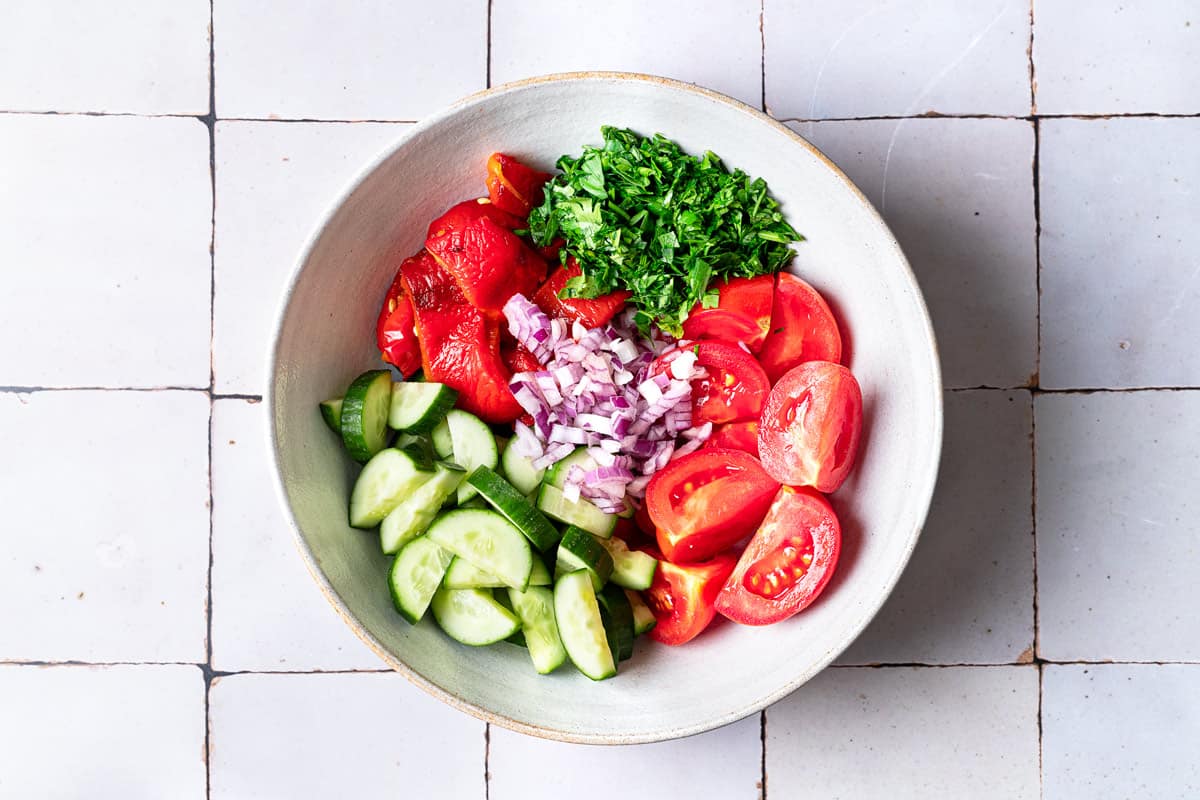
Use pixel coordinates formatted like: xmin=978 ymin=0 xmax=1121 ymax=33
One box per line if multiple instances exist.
xmin=500 ymin=439 xmax=545 ymax=495
xmin=536 ymin=484 xmax=617 ymax=539
xmin=598 ymin=583 xmax=635 ymax=662
xmin=445 ymin=553 xmax=551 ymax=589
xmin=555 ymin=525 xmax=614 ymax=591
xmin=425 ymin=509 xmax=533 ymax=591
xmin=349 ymin=448 xmax=433 ymax=529
xmin=626 ymin=589 xmax=657 ymax=635
xmin=596 ymin=536 xmax=658 ymax=590
xmin=379 ymin=464 xmax=464 ymax=554
xmin=555 ymin=570 xmax=616 ymax=680
xmin=467 ymin=466 xmax=560 ymax=552
xmin=389 ymin=537 xmax=453 ymax=624
xmin=389 ymin=382 xmax=458 ymax=433
xmin=444 ymin=410 xmax=499 ymax=504
xmin=340 ymin=370 xmax=394 ymax=462
xmin=431 ymin=417 xmax=454 ymax=458
xmin=543 ymin=447 xmax=595 ymax=489
xmin=507 ymin=585 xmax=567 ymax=674
xmin=431 ymin=588 xmax=520 ymax=646
xmin=319 ymin=398 xmax=343 ymax=434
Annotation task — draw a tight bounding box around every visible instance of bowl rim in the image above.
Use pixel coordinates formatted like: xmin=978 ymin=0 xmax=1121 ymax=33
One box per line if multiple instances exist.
xmin=265 ymin=70 xmax=944 ymax=745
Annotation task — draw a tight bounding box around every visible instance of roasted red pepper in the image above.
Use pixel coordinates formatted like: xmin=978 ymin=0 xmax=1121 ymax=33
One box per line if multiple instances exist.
xmin=375 ymin=259 xmax=422 ymax=376
xmin=425 ymin=199 xmax=547 ymax=312
xmin=533 ymin=257 xmax=631 ymax=329
xmin=486 ymin=153 xmax=552 ymax=217
xmin=400 ymin=250 xmax=522 ymax=423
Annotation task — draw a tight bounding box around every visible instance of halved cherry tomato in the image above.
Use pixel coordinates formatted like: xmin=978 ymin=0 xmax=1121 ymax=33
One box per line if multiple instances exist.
xmin=714 ymin=486 xmax=841 ymax=625
xmin=757 ymin=273 xmax=843 ymax=383
xmin=643 ymin=549 xmax=739 ymax=646
xmin=758 ymin=361 xmax=862 ymax=493
xmin=375 ymin=259 xmax=422 ymax=376
xmin=681 ymin=275 xmax=775 ymax=353
xmin=486 ymin=153 xmax=552 ymax=217
xmin=646 ymin=448 xmax=780 ymax=563
xmin=704 ymin=421 xmax=759 ymax=457
xmin=652 ymin=340 xmax=770 ymax=426
xmin=425 ymin=199 xmax=546 ymax=312
xmin=400 ymin=251 xmax=522 ymax=423
xmin=533 ymin=257 xmax=630 ymax=329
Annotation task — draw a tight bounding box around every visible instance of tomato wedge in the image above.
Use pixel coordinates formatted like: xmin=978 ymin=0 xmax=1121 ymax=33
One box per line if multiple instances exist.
xmin=681 ymin=275 xmax=775 ymax=352
xmin=704 ymin=421 xmax=759 ymax=457
xmin=652 ymin=340 xmax=770 ymax=426
xmin=715 ymin=486 xmax=841 ymax=625
xmin=644 ymin=550 xmax=739 ymax=645
xmin=757 ymin=273 xmax=843 ymax=383
xmin=425 ymin=199 xmax=546 ymax=312
xmin=533 ymin=257 xmax=631 ymax=329
xmin=758 ymin=361 xmax=863 ymax=493
xmin=485 ymin=153 xmax=552 ymax=217
xmin=400 ymin=251 xmax=522 ymax=423
xmin=375 ymin=259 xmax=422 ymax=376
xmin=646 ymin=448 xmax=779 ymax=563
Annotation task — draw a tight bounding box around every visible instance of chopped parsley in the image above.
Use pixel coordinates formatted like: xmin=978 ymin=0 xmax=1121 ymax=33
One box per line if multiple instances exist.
xmin=528 ymin=126 xmax=803 ymax=336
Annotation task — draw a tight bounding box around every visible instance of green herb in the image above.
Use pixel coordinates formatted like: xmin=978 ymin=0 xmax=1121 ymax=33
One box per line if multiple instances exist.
xmin=528 ymin=126 xmax=803 ymax=336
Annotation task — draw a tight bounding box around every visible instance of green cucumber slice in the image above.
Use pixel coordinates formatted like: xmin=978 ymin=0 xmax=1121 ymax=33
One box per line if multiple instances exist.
xmin=554 ymin=570 xmax=616 ymax=680
xmin=500 ymin=439 xmax=546 ymax=495
xmin=433 ymin=410 xmax=499 ymax=504
xmin=425 ymin=509 xmax=533 ymax=591
xmin=467 ymin=466 xmax=560 ymax=552
xmin=349 ymin=448 xmax=434 ymax=529
xmin=506 ymin=585 xmax=567 ymax=674
xmin=431 ymin=416 xmax=454 ymax=458
xmin=389 ymin=382 xmax=458 ymax=433
xmin=430 ymin=587 xmax=520 ymax=646
xmin=597 ymin=584 xmax=635 ymax=662
xmin=596 ymin=536 xmax=658 ymax=590
xmin=542 ymin=447 xmax=595 ymax=489
xmin=444 ymin=553 xmax=551 ymax=590
xmin=536 ymin=484 xmax=617 ymax=539
xmin=626 ymin=589 xmax=657 ymax=635
xmin=340 ymin=370 xmax=394 ymax=462
xmin=555 ymin=525 xmax=614 ymax=591
xmin=319 ymin=398 xmax=343 ymax=434
xmin=389 ymin=537 xmax=453 ymax=624
xmin=379 ymin=463 xmax=465 ymax=554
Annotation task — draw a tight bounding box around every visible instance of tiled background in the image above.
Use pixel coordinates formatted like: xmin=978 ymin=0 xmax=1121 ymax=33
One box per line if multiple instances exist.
xmin=1 ymin=1 xmax=1197 ymax=797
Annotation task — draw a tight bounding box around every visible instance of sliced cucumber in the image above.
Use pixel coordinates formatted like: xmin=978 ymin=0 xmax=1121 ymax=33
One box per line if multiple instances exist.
xmin=319 ymin=397 xmax=343 ymax=434
xmin=626 ymin=589 xmax=657 ymax=635
xmin=436 ymin=410 xmax=499 ymax=504
xmin=430 ymin=587 xmax=520 ymax=646
xmin=389 ymin=381 xmax=458 ymax=433
xmin=555 ymin=526 xmax=614 ymax=591
xmin=507 ymin=585 xmax=567 ymax=674
xmin=543 ymin=447 xmax=595 ymax=489
xmin=425 ymin=509 xmax=533 ymax=591
xmin=444 ymin=553 xmax=550 ymax=590
xmin=499 ymin=439 xmax=546 ymax=496
xmin=349 ymin=448 xmax=434 ymax=529
xmin=431 ymin=416 xmax=454 ymax=458
xmin=493 ymin=591 xmax=526 ymax=647
xmin=467 ymin=466 xmax=560 ymax=552
xmin=340 ymin=370 xmax=394 ymax=462
xmin=379 ymin=463 xmax=464 ymax=554
xmin=554 ymin=570 xmax=616 ymax=680
xmin=389 ymin=537 xmax=453 ymax=624
xmin=596 ymin=536 xmax=658 ymax=590
xmin=536 ymin=484 xmax=617 ymax=539
xmin=597 ymin=583 xmax=635 ymax=662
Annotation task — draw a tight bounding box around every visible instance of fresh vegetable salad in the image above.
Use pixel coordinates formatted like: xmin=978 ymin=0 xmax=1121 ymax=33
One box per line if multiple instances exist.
xmin=321 ymin=128 xmax=863 ymax=680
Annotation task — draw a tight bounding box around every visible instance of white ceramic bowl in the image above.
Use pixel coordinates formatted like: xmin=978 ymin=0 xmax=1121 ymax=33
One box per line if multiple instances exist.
xmin=268 ymin=72 xmax=942 ymax=744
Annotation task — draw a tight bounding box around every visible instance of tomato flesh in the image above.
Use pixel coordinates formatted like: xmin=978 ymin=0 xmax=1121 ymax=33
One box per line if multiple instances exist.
xmin=647 ymin=448 xmax=780 ymax=564
xmin=533 ymin=257 xmax=630 ymax=329
xmin=375 ymin=259 xmax=422 ymax=376
xmin=715 ymin=486 xmax=841 ymax=625
xmin=652 ymin=340 xmax=770 ymax=426
xmin=757 ymin=273 xmax=843 ymax=383
xmin=682 ymin=275 xmax=775 ymax=352
xmin=758 ymin=361 xmax=863 ymax=493
xmin=704 ymin=421 xmax=759 ymax=457
xmin=645 ymin=550 xmax=739 ymax=645
xmin=485 ymin=153 xmax=552 ymax=217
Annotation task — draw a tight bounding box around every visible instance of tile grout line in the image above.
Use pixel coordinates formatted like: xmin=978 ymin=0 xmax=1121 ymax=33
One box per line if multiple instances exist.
xmin=1030 ymin=5 xmax=1045 ymax=795
xmin=759 ymin=708 xmax=768 ymax=799
xmin=483 ymin=722 xmax=491 ymax=800
xmin=486 ymin=0 xmax=493 ymax=90
xmin=759 ymin=0 xmax=767 ymax=114
xmin=204 ymin=3 xmax=217 ymax=797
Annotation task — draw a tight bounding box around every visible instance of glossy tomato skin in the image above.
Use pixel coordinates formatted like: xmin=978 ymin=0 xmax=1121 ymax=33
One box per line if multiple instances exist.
xmin=485 ymin=153 xmax=552 ymax=217
xmin=501 ymin=342 xmax=543 ymax=374
xmin=533 ymin=257 xmax=631 ymax=329
xmin=647 ymin=448 xmax=780 ymax=564
xmin=715 ymin=486 xmax=841 ymax=625
xmin=653 ymin=340 xmax=770 ymax=426
xmin=758 ymin=361 xmax=863 ymax=493
xmin=400 ymin=251 xmax=522 ymax=424
xmin=758 ymin=273 xmax=843 ymax=383
xmin=375 ymin=260 xmax=422 ymax=376
xmin=425 ymin=199 xmax=546 ymax=312
xmin=704 ymin=421 xmax=759 ymax=457
xmin=681 ymin=275 xmax=775 ymax=352
xmin=645 ymin=550 xmax=739 ymax=645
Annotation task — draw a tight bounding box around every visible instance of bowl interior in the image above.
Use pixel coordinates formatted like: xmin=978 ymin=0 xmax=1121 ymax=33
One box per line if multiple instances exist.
xmin=270 ymin=74 xmax=941 ymax=744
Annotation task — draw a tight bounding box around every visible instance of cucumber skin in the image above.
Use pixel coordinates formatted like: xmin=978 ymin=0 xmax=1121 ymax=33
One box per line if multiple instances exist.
xmin=319 ymin=398 xmax=343 ymax=434
xmin=389 ymin=382 xmax=458 ymax=433
xmin=467 ymin=466 xmax=560 ymax=552
xmin=340 ymin=370 xmax=394 ymax=463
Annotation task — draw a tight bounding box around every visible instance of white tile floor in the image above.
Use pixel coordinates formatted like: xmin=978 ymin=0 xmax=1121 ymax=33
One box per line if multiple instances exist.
xmin=1 ymin=2 xmax=1198 ymax=798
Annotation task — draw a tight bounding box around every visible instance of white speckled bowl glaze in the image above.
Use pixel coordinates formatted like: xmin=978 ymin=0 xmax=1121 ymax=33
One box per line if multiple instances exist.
xmin=268 ymin=72 xmax=942 ymax=744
